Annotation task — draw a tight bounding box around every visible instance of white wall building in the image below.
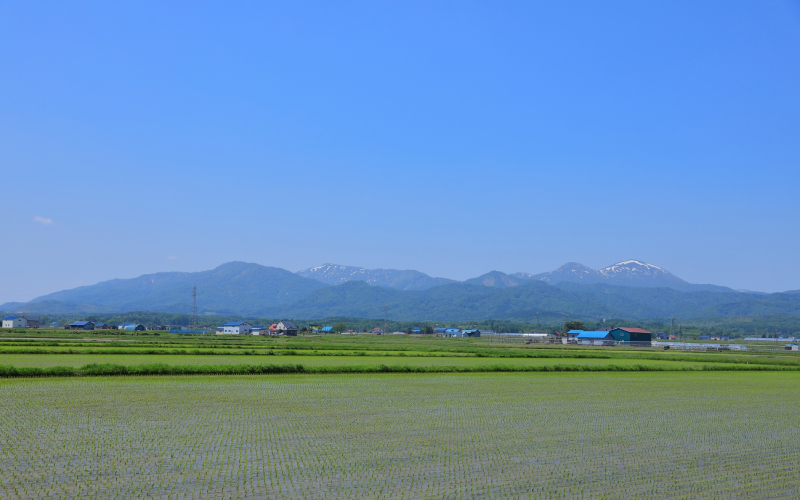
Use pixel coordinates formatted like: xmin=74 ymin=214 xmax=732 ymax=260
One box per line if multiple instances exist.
xmin=219 ymin=322 xmax=252 ymax=335
xmin=2 ymin=316 xmax=27 ymax=329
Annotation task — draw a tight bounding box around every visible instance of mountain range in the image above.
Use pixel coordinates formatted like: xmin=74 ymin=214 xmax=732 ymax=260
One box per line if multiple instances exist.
xmin=3 ymin=260 xmax=798 ymax=321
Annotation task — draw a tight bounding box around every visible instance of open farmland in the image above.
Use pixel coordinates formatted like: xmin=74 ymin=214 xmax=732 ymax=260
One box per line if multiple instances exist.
xmin=1 ymin=372 xmax=799 ymax=499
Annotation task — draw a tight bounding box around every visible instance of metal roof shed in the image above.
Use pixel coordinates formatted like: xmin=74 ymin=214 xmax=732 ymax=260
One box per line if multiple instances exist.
xmin=576 ymin=331 xmax=615 ymax=346
xmin=69 ymin=321 xmax=95 ymax=330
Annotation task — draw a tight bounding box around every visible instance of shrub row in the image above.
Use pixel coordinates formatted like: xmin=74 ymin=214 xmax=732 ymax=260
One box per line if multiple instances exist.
xmin=0 ymin=362 xmax=797 ymax=379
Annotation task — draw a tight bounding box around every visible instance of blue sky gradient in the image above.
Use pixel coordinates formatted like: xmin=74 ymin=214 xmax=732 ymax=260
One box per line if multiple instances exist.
xmin=1 ymin=1 xmax=799 ymax=300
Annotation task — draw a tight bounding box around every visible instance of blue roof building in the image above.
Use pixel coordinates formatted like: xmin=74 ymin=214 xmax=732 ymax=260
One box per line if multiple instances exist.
xmin=567 ymin=329 xmax=583 ymax=339
xmin=250 ymin=326 xmax=267 ymax=335
xmin=576 ymin=331 xmax=615 ymax=344
xmin=2 ymin=315 xmax=28 ymax=329
xmin=576 ymin=331 xmax=614 ymax=340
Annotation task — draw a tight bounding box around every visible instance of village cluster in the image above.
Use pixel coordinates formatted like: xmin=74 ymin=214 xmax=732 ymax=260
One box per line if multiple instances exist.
xmin=2 ymin=316 xmax=159 ymax=331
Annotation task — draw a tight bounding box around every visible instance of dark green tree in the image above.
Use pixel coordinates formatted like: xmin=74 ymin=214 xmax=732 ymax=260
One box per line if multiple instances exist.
xmin=564 ymin=320 xmax=585 ymax=332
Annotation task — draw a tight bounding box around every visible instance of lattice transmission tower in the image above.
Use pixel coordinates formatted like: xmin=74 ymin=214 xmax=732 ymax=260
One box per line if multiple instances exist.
xmin=191 ymin=285 xmax=197 ymax=329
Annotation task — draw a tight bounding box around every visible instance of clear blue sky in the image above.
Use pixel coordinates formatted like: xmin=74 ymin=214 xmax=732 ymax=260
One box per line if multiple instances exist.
xmin=1 ymin=0 xmax=799 ymax=301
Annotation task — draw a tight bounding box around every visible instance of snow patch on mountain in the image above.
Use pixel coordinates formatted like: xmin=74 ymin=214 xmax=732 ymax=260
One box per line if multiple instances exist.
xmin=297 ymin=264 xmax=455 ymax=291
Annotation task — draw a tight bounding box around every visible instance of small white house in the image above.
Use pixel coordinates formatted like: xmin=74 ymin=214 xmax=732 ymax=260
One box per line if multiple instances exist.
xmin=218 ymin=322 xmax=252 ymax=335
xmin=2 ymin=316 xmax=27 ymax=329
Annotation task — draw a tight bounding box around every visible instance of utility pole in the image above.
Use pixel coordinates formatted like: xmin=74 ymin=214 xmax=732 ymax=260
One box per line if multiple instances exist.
xmin=191 ymin=286 xmax=197 ymax=329
xmin=384 ymin=304 xmax=388 ymax=335
xmin=536 ymin=311 xmax=540 ymax=332
xmin=671 ymin=316 xmax=674 ymax=338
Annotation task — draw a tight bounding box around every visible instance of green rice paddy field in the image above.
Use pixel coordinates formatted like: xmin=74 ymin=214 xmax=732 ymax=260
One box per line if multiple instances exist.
xmin=1 ymin=371 xmax=799 ymax=499
xmin=1 ymin=333 xmax=799 ymax=498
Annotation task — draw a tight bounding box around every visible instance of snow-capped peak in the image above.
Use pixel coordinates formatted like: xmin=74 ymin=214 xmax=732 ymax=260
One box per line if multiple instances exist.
xmin=611 ymin=260 xmax=663 ymax=270
xmin=598 ymin=260 xmax=669 ymax=277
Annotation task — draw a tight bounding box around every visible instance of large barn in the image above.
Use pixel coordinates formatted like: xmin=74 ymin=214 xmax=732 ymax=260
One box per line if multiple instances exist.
xmin=609 ymin=327 xmax=652 ymax=344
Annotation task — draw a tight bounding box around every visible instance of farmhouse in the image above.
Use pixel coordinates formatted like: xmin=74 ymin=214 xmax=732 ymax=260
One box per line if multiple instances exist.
xmin=218 ymin=322 xmax=252 ymax=335
xmin=609 ymin=327 xmax=652 ymax=344
xmin=2 ymin=316 xmax=27 ymax=328
xmin=250 ymin=326 xmax=268 ymax=335
xmin=461 ymin=329 xmax=481 ymax=337
xmin=275 ymin=320 xmax=298 ymax=336
xmin=69 ymin=321 xmax=95 ymax=330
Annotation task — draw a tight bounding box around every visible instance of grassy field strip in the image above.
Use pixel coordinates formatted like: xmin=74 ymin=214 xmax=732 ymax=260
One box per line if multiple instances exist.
xmin=1 ymin=372 xmax=798 ymax=499
xmin=0 ymin=353 xmax=752 ymax=369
